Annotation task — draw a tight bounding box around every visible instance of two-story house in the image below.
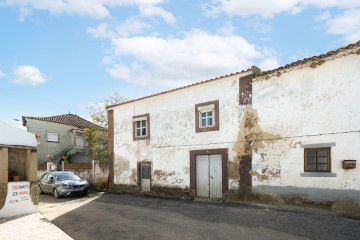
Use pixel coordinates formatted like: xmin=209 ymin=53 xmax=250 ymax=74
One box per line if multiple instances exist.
xmin=22 ymin=114 xmax=95 ymax=165
xmin=107 ymin=40 xmax=360 ymax=211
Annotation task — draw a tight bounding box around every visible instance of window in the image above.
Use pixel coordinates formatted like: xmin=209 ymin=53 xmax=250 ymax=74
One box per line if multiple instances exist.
xmin=133 ymin=113 xmax=150 ymax=141
xmin=239 ymin=75 xmax=252 ymax=105
xmin=304 ymin=147 xmax=331 ymax=172
xmin=195 ymin=100 xmax=219 ymax=133
xmin=47 ymin=132 xmax=59 ymax=143
xmin=200 ymin=109 xmax=214 ymax=128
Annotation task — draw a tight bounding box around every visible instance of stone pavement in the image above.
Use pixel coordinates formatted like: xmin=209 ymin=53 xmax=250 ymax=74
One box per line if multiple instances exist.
xmin=0 ymin=212 xmax=73 ymax=240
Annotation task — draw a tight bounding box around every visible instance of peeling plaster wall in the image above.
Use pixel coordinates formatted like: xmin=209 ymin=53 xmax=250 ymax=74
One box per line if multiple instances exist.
xmin=112 ymin=73 xmax=251 ymax=190
xmin=252 ymin=53 xmax=360 ymax=195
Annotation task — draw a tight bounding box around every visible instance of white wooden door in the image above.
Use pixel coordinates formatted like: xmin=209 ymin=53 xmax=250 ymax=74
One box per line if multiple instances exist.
xmin=196 ymin=154 xmax=222 ymax=198
xmin=209 ymin=154 xmax=222 ymax=198
xmin=141 ymin=164 xmax=151 ymax=192
xmin=196 ymin=155 xmax=209 ymax=198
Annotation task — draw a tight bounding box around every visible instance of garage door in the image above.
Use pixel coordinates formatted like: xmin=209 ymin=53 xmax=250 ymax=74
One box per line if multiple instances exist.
xmin=196 ymin=154 xmax=222 ymax=198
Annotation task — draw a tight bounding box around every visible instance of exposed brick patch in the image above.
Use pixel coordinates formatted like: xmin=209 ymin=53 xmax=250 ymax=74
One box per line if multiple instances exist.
xmin=38 ymin=164 xmax=47 ymax=171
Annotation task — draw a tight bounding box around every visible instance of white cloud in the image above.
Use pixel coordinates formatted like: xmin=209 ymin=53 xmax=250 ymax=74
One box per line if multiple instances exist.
xmin=247 ymin=18 xmax=272 ymax=33
xmin=206 ymin=0 xmax=360 ymax=18
xmin=1 ymin=0 xmax=110 ymax=19
xmin=116 ymin=17 xmax=151 ymax=37
xmin=139 ymin=5 xmax=175 ymax=24
xmin=12 ymin=65 xmax=46 ymax=86
xmin=108 ymin=30 xmax=278 ymax=87
xmin=0 ymin=0 xmax=174 ymax=22
xmin=87 ymin=23 xmax=114 ymax=39
xmin=259 ymin=58 xmax=279 ymax=71
xmin=324 ymin=9 xmax=360 ymax=42
xmin=87 ymin=18 xmax=151 ymax=40
xmin=217 ymin=21 xmax=235 ymax=36
xmin=207 ymin=0 xmax=299 ymax=18
xmin=0 ymin=70 xmax=5 ymax=78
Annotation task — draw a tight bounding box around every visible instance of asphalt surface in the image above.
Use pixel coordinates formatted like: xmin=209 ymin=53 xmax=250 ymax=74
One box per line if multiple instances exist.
xmin=38 ymin=192 xmax=360 ymax=240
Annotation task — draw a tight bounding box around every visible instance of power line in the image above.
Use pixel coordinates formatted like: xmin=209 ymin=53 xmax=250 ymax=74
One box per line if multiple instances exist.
xmin=151 ymin=129 xmax=360 ymax=149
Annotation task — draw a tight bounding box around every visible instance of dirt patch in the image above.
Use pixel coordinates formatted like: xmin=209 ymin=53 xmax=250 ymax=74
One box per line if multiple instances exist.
xmin=231 ymin=107 xmax=282 ymax=181
xmin=153 ymin=170 xmax=176 ymax=182
xmin=130 ymin=168 xmax=137 ymax=183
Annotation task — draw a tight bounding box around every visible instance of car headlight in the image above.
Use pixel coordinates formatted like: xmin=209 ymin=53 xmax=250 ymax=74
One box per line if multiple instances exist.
xmin=61 ymin=184 xmax=71 ymax=189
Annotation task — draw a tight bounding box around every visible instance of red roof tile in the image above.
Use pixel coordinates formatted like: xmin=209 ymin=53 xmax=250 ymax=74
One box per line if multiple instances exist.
xmin=258 ymin=40 xmax=360 ymax=78
xmin=22 ymin=114 xmax=95 ymax=129
xmin=107 ymin=67 xmax=258 ymax=109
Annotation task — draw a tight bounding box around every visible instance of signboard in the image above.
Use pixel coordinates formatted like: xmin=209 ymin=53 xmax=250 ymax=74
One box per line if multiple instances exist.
xmin=0 ymin=182 xmax=37 ymax=218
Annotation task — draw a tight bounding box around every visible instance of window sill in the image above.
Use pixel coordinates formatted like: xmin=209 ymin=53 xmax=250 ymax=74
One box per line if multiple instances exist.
xmin=300 ymin=172 xmax=337 ymax=177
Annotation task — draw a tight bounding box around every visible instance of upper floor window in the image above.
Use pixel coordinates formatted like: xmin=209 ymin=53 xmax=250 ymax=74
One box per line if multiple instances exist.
xmin=46 ymin=132 xmax=59 ymax=143
xmin=133 ymin=113 xmax=150 ymax=141
xmin=304 ymin=147 xmax=331 ymax=172
xmin=195 ymin=100 xmax=219 ymax=133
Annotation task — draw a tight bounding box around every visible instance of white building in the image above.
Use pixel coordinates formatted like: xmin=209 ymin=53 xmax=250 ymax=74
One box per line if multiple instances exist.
xmin=250 ymin=41 xmax=360 ymax=210
xmin=107 ymin=40 xmax=360 ymax=210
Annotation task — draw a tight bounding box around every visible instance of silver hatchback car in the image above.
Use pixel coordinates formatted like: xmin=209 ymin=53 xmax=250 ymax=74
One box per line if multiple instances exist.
xmin=39 ymin=171 xmax=90 ymax=198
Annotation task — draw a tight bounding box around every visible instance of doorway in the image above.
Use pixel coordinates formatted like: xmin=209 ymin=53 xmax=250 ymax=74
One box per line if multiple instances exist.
xmin=139 ymin=163 xmax=151 ymax=192
xmin=196 ymin=154 xmax=222 ymax=198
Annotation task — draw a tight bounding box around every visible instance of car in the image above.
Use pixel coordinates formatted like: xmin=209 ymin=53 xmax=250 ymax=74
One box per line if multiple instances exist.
xmin=39 ymin=171 xmax=90 ymax=198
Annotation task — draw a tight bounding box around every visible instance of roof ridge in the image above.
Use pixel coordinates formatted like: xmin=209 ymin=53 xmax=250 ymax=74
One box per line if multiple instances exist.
xmin=107 ymin=66 xmax=257 ymax=109
xmin=258 ymin=39 xmax=360 ymax=78
xmin=22 ymin=113 xmax=97 ymax=129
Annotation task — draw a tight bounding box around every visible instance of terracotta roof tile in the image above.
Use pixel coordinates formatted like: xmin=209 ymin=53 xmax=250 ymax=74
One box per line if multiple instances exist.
xmin=107 ymin=67 xmax=257 ymax=109
xmin=258 ymin=40 xmax=360 ymax=78
xmin=22 ymin=114 xmax=95 ymax=129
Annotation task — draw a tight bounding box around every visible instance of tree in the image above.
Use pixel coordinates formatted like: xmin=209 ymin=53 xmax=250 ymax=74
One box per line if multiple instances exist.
xmin=84 ymin=91 xmax=128 ymax=163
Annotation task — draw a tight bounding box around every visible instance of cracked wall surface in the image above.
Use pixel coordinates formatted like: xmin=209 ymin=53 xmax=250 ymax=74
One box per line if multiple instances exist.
xmin=110 ymin=73 xmax=252 ymax=192
xmin=252 ymin=53 xmax=360 ymax=193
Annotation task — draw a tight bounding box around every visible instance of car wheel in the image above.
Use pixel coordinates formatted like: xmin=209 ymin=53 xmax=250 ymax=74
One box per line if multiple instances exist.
xmin=53 ymin=188 xmax=61 ymax=199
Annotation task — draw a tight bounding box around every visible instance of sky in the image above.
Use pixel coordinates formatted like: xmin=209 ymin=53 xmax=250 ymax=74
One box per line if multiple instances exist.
xmin=1 ymin=0 xmax=359 ymax=126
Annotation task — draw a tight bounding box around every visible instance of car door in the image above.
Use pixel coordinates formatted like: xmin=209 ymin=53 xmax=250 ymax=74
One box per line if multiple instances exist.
xmin=39 ymin=173 xmax=49 ymax=193
xmin=42 ymin=173 xmax=54 ymax=193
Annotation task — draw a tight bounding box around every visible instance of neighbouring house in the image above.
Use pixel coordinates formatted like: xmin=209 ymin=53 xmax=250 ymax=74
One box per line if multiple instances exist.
xmin=107 ymin=40 xmax=360 ymax=211
xmin=22 ymin=114 xmax=97 ymax=165
xmin=0 ymin=122 xmax=39 ymax=217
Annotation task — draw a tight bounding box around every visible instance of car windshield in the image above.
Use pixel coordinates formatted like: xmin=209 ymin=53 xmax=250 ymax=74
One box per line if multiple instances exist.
xmin=55 ymin=172 xmax=81 ymax=181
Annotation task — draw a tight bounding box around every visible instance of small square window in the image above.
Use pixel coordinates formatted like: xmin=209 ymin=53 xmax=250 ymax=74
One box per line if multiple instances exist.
xmin=47 ymin=132 xmax=59 ymax=143
xmin=304 ymin=147 xmax=331 ymax=172
xmin=195 ymin=100 xmax=219 ymax=133
xmin=199 ymin=110 xmax=215 ymax=128
xmin=133 ymin=114 xmax=150 ymax=141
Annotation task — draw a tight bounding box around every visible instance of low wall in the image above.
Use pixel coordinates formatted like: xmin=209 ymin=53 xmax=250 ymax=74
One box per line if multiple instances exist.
xmin=37 ymin=161 xmax=109 ymax=189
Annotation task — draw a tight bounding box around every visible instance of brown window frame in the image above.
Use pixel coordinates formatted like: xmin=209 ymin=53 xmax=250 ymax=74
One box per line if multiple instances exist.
xmin=132 ymin=113 xmax=150 ymax=141
xmin=195 ymin=100 xmax=219 ymax=133
xmin=304 ymin=147 xmax=331 ymax=172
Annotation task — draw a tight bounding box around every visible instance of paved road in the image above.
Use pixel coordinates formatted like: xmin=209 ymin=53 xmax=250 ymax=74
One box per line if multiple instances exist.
xmin=38 ymin=192 xmax=360 ymax=240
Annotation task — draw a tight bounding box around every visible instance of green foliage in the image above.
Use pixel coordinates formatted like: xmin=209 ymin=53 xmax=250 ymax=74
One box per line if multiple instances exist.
xmin=84 ymin=91 xmax=129 ymax=163
xmin=88 ymin=90 xmax=128 ymax=128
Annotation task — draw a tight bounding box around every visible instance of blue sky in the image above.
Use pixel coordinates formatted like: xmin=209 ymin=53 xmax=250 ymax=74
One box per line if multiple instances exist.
xmin=1 ymin=0 xmax=359 ymax=126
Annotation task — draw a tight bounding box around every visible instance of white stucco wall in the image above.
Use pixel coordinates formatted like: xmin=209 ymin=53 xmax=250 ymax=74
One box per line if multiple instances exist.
xmin=252 ymin=52 xmax=360 ymax=192
xmin=111 ymin=72 xmax=252 ymax=190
